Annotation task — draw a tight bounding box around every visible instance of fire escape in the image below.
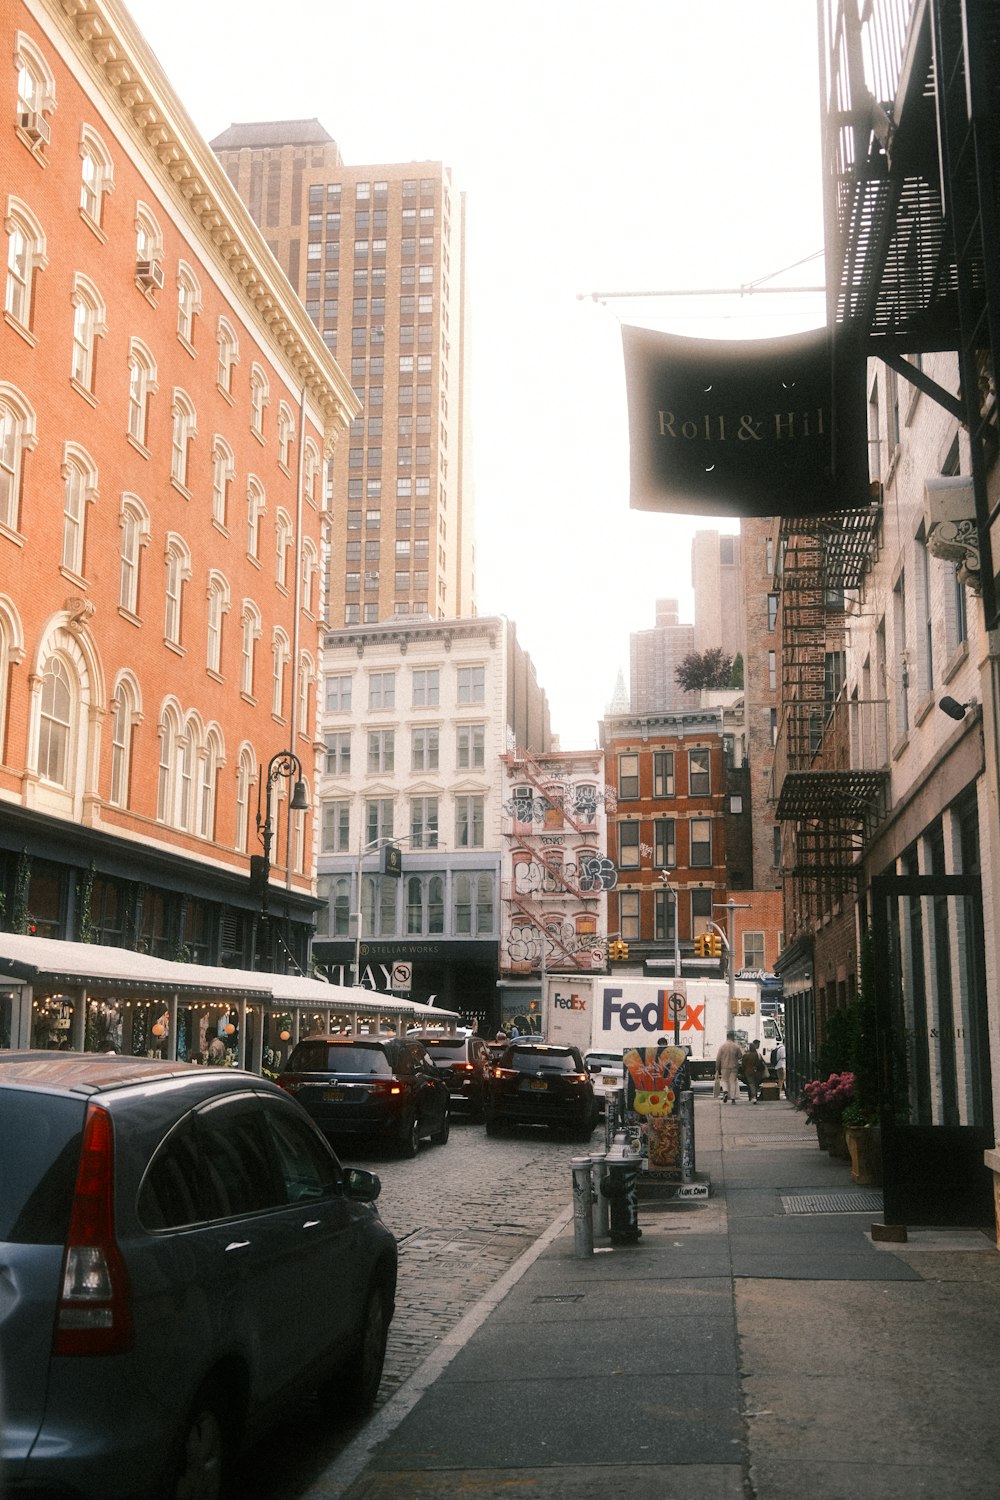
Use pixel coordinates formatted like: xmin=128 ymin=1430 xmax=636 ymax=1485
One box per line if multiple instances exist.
xmin=500 ymin=751 xmax=603 ymax=972
xmin=771 ymin=0 xmax=998 ymax=937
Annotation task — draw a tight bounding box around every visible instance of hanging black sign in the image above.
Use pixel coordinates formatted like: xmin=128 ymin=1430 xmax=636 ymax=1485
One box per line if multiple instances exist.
xmin=622 ymin=324 xmax=869 ymax=517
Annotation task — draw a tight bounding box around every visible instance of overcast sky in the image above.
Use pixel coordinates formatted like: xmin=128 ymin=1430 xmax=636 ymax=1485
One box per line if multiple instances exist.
xmin=126 ymin=0 xmax=827 ymax=747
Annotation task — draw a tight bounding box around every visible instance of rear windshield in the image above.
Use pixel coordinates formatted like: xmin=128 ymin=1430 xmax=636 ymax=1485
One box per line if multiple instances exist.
xmin=509 ymin=1047 xmax=581 ymax=1072
xmin=0 ymin=1089 xmax=85 ymax=1244
xmin=421 ymin=1040 xmax=470 ymax=1061
xmin=286 ymin=1043 xmax=391 ymax=1076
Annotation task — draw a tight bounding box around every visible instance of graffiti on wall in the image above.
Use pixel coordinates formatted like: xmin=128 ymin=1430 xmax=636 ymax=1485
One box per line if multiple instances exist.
xmin=503 ymin=781 xmax=611 ymax=826
xmin=512 ymin=854 xmax=618 ymax=896
xmin=504 ymin=921 xmax=606 ymax=971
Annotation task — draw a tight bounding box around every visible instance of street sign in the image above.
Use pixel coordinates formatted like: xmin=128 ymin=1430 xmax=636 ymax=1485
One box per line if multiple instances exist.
xmin=667 ymin=991 xmax=686 ymax=1019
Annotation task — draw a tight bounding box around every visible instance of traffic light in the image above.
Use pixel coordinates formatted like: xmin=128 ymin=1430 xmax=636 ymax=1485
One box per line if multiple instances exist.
xmin=708 ymin=933 xmax=723 ymax=958
xmin=694 ymin=933 xmax=707 ymax=958
xmin=609 ymin=939 xmax=630 ymax=961
xmin=618 ymin=941 xmax=629 ymax=960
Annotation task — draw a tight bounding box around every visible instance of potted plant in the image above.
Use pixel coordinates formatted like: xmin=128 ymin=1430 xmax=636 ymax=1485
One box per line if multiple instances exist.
xmin=841 ymin=1100 xmax=881 ymax=1185
xmin=797 ymin=1071 xmax=855 ymax=1156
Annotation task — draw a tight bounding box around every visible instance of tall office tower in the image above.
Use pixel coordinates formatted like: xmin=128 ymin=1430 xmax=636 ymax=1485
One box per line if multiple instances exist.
xmin=738 ymin=517 xmax=783 ymax=890
xmin=629 ymin=599 xmax=697 ymax=712
xmin=211 ymin=120 xmax=474 ymax=627
xmin=692 ymin=529 xmax=745 ymax=661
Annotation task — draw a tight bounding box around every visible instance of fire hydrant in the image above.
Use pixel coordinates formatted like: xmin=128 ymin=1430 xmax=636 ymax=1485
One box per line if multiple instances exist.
xmin=600 ymin=1139 xmax=642 ymax=1244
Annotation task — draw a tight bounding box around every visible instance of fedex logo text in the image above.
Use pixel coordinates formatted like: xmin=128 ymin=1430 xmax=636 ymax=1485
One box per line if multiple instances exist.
xmin=552 ymin=990 xmax=587 ymax=1011
xmin=601 ymin=988 xmax=705 ymax=1033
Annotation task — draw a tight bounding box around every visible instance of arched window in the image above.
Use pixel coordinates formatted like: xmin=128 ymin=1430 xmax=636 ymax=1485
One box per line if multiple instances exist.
xmin=240 ymin=601 xmax=261 ymax=697
xmin=249 ymin=364 xmax=269 ymax=436
xmin=271 ymin=626 xmax=289 ymax=718
xmin=60 ymin=442 xmax=97 ymax=576
xmin=0 ymin=384 xmax=38 ymax=532
xmin=275 ymin=507 xmax=292 ymax=588
xmin=70 ymin=273 xmax=106 ymax=393
xmin=127 ymin=338 xmax=157 ymax=447
xmin=277 ymin=402 xmax=294 ymax=468
xmin=37 ymin=655 xmax=74 ymax=786
xmin=176 ymin=261 xmax=201 ymax=346
xmin=79 ymin=126 xmax=114 ymax=229
xmin=206 ymin=571 xmax=230 ymax=674
xmin=300 ymin=537 xmax=319 ymax=615
xmin=303 ymin=439 xmax=321 ymax=506
xmin=119 ymin=492 xmax=150 ymax=615
xmin=210 ymin=435 xmax=234 ymax=527
xmin=4 ymin=197 xmax=47 ymax=330
xmin=0 ymin=596 xmax=25 ymax=758
xmin=170 ymin=389 xmax=196 ymax=489
xmin=332 ymin=877 xmax=351 ymax=936
xmin=14 ymin=32 xmax=55 ymax=151
xmin=246 ymin=475 xmax=265 ymax=560
xmin=198 ymin=725 xmax=224 ymax=840
xmin=235 ymin=745 xmax=255 ymax=854
xmin=109 ymin=673 xmax=140 ymax=808
xmin=216 ymin=317 xmax=239 ymax=394
xmin=298 ymin=651 xmax=314 ymax=736
xmin=134 ymin=202 xmax=164 ymax=289
xmin=164 ymin=533 xmax=191 ymax=646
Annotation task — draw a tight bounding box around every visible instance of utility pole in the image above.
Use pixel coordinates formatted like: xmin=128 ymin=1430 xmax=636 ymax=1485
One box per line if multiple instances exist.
xmin=713 ymin=897 xmax=751 ymax=1002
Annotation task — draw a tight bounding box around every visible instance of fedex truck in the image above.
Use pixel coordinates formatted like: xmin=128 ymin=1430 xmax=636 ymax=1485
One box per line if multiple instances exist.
xmin=543 ymin=974 xmax=780 ymax=1081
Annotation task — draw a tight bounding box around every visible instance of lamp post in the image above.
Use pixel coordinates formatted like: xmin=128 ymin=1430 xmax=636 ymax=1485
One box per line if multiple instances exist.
xmin=353 ymin=831 xmax=422 ymax=988
xmin=252 ymin=749 xmax=310 ymax=911
xmin=659 ymin=869 xmax=682 ymax=979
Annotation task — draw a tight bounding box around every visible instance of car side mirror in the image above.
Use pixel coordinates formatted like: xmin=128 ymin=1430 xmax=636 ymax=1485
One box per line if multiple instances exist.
xmin=343 ymin=1167 xmax=381 ymax=1203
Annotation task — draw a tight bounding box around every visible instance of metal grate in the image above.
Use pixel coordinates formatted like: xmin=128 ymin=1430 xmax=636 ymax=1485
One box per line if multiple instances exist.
xmin=782 ymin=1191 xmax=884 ymax=1215
xmin=737 ymin=1134 xmax=817 ymax=1146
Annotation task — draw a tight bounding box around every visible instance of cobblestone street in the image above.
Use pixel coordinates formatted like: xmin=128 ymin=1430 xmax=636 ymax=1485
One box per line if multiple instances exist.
xmin=235 ymin=1115 xmax=588 ymax=1497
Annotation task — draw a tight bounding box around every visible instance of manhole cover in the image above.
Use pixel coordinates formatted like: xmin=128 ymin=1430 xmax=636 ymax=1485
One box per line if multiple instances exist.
xmin=782 ymin=1191 xmax=884 ymax=1215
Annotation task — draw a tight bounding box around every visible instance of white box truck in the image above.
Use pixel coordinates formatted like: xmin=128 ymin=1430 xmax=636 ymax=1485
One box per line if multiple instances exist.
xmin=543 ymin=974 xmax=780 ymax=1083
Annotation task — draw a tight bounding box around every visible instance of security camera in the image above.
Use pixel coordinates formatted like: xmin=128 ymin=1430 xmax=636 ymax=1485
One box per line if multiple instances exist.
xmin=938 ymin=696 xmax=969 ymax=721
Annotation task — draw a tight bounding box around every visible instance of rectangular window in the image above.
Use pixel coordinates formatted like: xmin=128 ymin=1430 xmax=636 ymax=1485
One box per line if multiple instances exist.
xmin=767 ymin=593 xmax=779 ymax=631
xmin=411 ymin=726 xmax=439 ymax=771
xmin=324 ymin=731 xmax=351 ymax=774
xmin=410 ymin=796 xmax=439 ymax=849
xmin=619 ymin=821 xmax=641 ymax=868
xmin=653 ymin=751 xmax=674 ymax=797
xmin=618 ymin=753 xmax=639 ymax=801
xmin=455 ymin=794 xmax=485 ymax=848
xmin=654 ymin=818 xmax=675 ymax=867
xmin=365 ymin=798 xmax=394 ymax=845
xmin=743 ymin=931 xmax=765 ymax=969
xmin=321 ymin=800 xmax=351 ymax=853
xmin=654 ymin=889 xmax=675 ymax=942
xmin=412 ymin=668 xmax=439 ymax=706
xmin=688 ymin=748 xmax=711 ymax=796
xmin=620 ymin=891 xmax=640 ymax=941
xmin=456 ymin=723 xmax=485 ymax=769
xmin=456 ymin=665 xmax=484 ymax=703
xmin=368 ymin=671 xmax=394 ymax=709
xmin=768 ymin=650 xmax=777 ymax=691
xmin=690 ymin=818 xmax=713 ymax=867
xmin=367 ymin=729 xmax=394 ymax=773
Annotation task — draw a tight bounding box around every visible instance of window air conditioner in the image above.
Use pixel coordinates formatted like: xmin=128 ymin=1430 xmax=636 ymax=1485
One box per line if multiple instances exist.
xmin=19 ymin=110 xmax=50 ymax=145
xmin=136 ymin=259 xmax=165 ymax=291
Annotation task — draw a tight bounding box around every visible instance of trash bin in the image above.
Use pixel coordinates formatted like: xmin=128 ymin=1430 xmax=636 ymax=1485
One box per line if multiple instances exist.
xmin=601 ymin=1139 xmax=642 ymax=1244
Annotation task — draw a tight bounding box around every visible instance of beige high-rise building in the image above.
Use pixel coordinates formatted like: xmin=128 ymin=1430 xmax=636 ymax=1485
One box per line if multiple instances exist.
xmin=211 ymin=120 xmax=474 ymax=628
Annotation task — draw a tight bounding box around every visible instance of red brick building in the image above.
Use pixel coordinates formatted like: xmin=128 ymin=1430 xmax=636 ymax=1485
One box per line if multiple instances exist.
xmin=1 ymin=0 xmax=356 ymax=984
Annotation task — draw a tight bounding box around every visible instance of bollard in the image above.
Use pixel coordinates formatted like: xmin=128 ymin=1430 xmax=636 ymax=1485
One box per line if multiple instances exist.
xmin=679 ymin=1088 xmax=696 ymax=1183
xmin=571 ymin=1157 xmax=594 ymax=1258
xmin=600 ymin=1141 xmax=641 ymax=1244
xmin=589 ymin=1152 xmax=609 ymax=1239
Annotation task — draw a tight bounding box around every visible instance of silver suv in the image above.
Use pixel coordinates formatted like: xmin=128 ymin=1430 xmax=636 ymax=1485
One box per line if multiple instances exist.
xmin=0 ymin=1052 xmax=398 ymax=1500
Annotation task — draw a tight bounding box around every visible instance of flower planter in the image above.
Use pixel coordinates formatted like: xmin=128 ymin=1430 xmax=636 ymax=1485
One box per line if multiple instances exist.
xmin=815 ymin=1120 xmax=847 ymax=1154
xmin=845 ymin=1124 xmax=881 ymax=1186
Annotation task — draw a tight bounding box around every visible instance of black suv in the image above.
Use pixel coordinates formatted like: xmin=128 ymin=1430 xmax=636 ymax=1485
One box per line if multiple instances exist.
xmin=485 ymin=1040 xmax=597 ymax=1140
xmin=408 ymin=1031 xmax=492 ymax=1119
xmin=278 ymin=1035 xmax=450 ymax=1156
xmin=0 ymin=1053 xmax=397 ymax=1500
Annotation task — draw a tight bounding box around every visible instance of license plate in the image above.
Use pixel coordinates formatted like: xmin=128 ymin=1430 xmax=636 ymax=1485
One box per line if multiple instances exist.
xmin=323 ymin=1088 xmax=346 ymax=1101
xmin=529 ymin=1079 xmax=547 ymax=1091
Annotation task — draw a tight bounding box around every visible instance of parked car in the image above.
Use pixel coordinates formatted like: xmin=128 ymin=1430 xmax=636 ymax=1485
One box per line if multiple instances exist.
xmin=278 ymin=1035 xmax=450 ymax=1156
xmin=584 ymin=1048 xmax=626 ymax=1113
xmin=0 ymin=1052 xmax=397 ymax=1500
xmin=407 ymin=1031 xmax=492 ymax=1119
xmin=485 ymin=1040 xmax=597 ymax=1140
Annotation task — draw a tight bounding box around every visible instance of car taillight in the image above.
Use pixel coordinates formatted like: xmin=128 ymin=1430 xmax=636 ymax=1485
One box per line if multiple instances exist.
xmin=275 ymin=1074 xmax=300 ymax=1092
xmin=457 ymin=1062 xmax=475 ymax=1073
xmin=366 ymin=1080 xmax=403 ymax=1096
xmin=53 ymin=1105 xmax=133 ymax=1357
xmin=492 ymin=1067 xmax=518 ymax=1080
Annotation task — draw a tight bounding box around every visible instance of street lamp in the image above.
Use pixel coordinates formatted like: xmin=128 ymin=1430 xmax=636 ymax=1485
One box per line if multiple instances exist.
xmin=659 ymin=869 xmax=682 ymax=979
xmin=352 ymin=830 xmax=420 ymax=988
xmin=251 ymin=748 xmax=310 ymax=909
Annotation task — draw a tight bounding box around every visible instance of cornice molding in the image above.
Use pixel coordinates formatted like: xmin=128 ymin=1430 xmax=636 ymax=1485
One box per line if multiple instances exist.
xmin=50 ymin=0 xmax=359 ymax=443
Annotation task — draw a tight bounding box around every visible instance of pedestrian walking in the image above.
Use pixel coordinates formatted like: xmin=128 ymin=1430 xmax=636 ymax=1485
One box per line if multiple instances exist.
xmin=715 ymin=1031 xmax=743 ymax=1103
xmin=742 ymin=1038 xmax=766 ymax=1102
xmin=773 ymin=1038 xmax=787 ymax=1097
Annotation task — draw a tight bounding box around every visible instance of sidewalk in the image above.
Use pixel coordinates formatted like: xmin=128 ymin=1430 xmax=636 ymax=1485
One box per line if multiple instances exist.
xmin=319 ymin=1095 xmax=1000 ymax=1499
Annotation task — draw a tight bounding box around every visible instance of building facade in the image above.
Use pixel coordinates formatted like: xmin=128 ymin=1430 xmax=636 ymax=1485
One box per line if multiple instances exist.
xmin=210 ymin=122 xmax=474 ymax=630
xmin=312 ymin=615 xmax=551 ymax=1029
xmin=1 ymin=0 xmax=356 ymax=1010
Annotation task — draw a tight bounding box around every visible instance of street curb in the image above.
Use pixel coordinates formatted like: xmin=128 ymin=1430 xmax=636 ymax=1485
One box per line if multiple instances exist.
xmin=303 ymin=1202 xmax=575 ymax=1500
